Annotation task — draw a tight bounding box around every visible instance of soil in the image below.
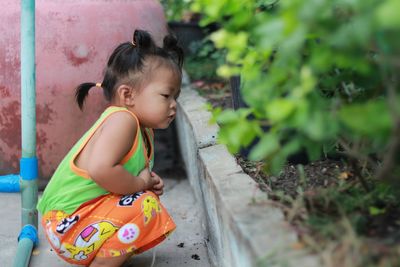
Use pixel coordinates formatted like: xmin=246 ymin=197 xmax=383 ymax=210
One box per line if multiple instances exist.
xmin=236 ymin=156 xmax=348 ymax=198
xmin=191 ymin=80 xmax=232 ymax=109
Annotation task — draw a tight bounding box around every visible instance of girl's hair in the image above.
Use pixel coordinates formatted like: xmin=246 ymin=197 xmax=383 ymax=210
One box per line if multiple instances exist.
xmin=75 ymin=29 xmax=184 ymax=109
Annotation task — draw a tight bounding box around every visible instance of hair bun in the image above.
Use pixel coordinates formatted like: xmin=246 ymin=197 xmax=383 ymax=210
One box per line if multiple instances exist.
xmin=163 ymin=34 xmax=178 ymax=49
xmin=133 ymin=30 xmax=155 ymax=51
xmin=163 ymin=34 xmax=184 ymax=68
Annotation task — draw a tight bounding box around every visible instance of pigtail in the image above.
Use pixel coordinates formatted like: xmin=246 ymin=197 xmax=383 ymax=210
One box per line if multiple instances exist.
xmin=75 ymin=82 xmax=96 ymax=110
xmin=162 ymin=34 xmax=184 ymax=69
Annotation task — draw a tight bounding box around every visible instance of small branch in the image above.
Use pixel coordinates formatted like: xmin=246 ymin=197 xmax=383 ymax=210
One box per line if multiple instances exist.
xmin=338 ymin=138 xmax=371 ymax=192
xmin=350 ymin=158 xmax=370 ymax=192
xmin=376 ymin=49 xmax=400 ymax=181
xmin=376 ymin=120 xmax=400 ymax=181
xmin=384 ymin=68 xmax=399 ymax=119
xmin=337 ymin=138 xmax=376 ymax=168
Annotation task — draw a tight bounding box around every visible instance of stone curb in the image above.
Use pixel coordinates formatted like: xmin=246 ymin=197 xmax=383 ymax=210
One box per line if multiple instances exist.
xmin=175 ymin=76 xmax=321 ymax=267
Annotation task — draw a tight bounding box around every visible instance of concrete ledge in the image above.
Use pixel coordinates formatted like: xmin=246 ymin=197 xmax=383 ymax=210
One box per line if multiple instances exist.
xmin=175 ymin=78 xmax=321 ymax=267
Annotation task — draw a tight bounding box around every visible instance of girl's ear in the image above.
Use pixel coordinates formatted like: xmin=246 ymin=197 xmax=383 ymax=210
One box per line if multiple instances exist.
xmin=116 ymin=84 xmax=136 ymax=106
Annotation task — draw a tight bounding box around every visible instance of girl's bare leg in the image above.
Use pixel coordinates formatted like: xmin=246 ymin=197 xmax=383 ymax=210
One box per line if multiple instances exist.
xmin=89 ymin=252 xmax=133 ymax=267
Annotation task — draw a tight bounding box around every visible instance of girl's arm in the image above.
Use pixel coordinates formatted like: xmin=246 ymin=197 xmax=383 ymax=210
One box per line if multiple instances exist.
xmin=87 ymin=112 xmax=156 ymax=194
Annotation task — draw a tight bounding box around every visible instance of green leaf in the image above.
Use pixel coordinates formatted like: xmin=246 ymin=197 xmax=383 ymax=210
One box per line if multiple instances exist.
xmin=303 ymin=112 xmax=336 ymax=141
xmin=256 ymin=18 xmax=285 ymax=49
xmin=339 ymin=100 xmax=392 ymax=137
xmin=369 ymin=206 xmax=386 ymax=216
xmin=210 ymin=29 xmax=229 ymax=48
xmin=249 ymin=132 xmax=280 ymax=161
xmin=281 ymin=139 xmax=302 ymax=158
xmin=269 ymin=154 xmax=286 ymax=175
xmin=216 ymin=109 xmax=239 ymax=124
xmin=266 ymin=99 xmax=296 ymax=123
xmin=376 ymin=0 xmax=400 ymax=29
xmin=303 ymin=139 xmax=322 ymax=161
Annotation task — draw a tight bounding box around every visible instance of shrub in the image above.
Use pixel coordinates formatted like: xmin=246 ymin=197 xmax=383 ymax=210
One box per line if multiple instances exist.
xmin=192 ymin=0 xmax=400 ymax=183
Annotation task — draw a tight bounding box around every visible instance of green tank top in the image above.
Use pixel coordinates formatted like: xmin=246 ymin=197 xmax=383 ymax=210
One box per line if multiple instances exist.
xmin=37 ymin=106 xmax=154 ymax=215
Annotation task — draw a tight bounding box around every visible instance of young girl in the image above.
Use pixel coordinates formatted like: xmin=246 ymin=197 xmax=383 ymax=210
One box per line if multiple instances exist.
xmin=37 ymin=29 xmax=183 ymax=267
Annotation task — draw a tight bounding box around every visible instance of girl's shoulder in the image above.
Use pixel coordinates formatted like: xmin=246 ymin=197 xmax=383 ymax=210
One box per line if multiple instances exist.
xmin=103 ymin=110 xmax=139 ymax=134
xmin=102 ymin=106 xmax=138 ymax=121
xmin=93 ymin=110 xmax=139 ymax=159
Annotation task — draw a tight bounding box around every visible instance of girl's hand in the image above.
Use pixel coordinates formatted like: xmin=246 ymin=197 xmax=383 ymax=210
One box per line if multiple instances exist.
xmin=138 ymin=168 xmax=158 ymax=190
xmin=150 ymin=171 xmax=164 ymax=196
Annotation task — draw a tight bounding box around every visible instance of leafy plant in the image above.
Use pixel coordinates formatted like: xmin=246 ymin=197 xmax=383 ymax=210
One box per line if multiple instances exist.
xmin=161 ymin=0 xmax=195 ymax=21
xmin=191 ymin=0 xmax=400 ymax=183
xmin=184 ymin=39 xmax=226 ymax=80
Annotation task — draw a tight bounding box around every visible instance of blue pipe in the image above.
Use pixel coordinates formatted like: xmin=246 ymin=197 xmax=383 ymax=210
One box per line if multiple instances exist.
xmin=0 ymin=174 xmax=20 ymax=192
xmin=20 ymin=157 xmax=38 ymax=227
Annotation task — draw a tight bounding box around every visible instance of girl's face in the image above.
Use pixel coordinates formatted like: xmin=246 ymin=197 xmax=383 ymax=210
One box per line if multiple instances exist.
xmin=130 ymin=66 xmax=181 ymax=129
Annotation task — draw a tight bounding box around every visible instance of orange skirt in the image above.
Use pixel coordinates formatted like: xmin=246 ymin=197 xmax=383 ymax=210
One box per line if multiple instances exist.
xmin=41 ymin=191 xmax=176 ymax=266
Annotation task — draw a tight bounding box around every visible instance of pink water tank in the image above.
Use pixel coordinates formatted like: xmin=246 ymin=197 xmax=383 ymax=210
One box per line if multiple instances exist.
xmin=0 ymin=0 xmax=168 ymax=179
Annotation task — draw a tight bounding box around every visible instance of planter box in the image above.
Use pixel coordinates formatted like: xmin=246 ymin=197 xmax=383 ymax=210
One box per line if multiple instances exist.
xmin=175 ymin=73 xmax=321 ymax=267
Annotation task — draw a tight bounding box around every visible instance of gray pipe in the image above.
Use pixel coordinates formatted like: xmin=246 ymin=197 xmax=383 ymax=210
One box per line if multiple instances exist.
xmin=12 ymin=0 xmax=38 ymax=266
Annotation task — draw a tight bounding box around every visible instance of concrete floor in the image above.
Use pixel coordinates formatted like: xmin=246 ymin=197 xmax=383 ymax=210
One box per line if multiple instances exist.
xmin=0 ymin=175 xmax=210 ymax=267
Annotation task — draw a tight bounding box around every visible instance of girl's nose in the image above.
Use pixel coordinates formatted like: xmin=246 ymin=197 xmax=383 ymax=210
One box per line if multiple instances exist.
xmin=170 ymin=99 xmax=177 ymax=109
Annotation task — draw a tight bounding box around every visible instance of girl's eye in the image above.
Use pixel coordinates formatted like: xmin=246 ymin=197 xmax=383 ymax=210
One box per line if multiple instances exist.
xmin=161 ymin=94 xmax=169 ymax=98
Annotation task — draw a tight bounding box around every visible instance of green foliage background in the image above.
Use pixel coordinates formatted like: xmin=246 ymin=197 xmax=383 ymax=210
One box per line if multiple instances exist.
xmin=191 ymin=0 xmax=400 ymax=179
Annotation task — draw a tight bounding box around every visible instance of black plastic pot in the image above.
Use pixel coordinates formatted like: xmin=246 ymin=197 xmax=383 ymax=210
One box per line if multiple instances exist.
xmin=168 ymin=21 xmax=205 ymax=56
xmin=230 ymin=75 xmax=263 ymax=158
xmin=230 ymin=75 xmax=246 ymax=110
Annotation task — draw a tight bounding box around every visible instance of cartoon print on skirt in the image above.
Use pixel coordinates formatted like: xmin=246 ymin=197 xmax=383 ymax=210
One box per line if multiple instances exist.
xmin=56 ymin=215 xmax=80 ymax=234
xmin=141 ymin=195 xmax=162 ymax=225
xmin=118 ymin=192 xmax=144 ymax=207
xmin=60 ymin=221 xmax=118 ymax=261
